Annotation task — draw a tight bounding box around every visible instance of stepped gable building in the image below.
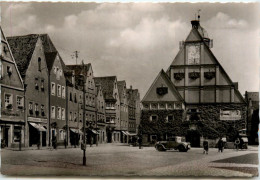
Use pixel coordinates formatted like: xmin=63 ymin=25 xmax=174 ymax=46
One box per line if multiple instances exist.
xmin=64 ymin=68 xmax=83 ymax=147
xmin=141 ymin=70 xmax=185 ymax=143
xmin=95 ymin=83 xmax=106 ymax=143
xmin=245 ymin=92 xmax=259 ymax=145
xmin=94 ymin=76 xmax=121 ymax=143
xmin=117 ymin=80 xmax=128 ymax=143
xmin=0 ymin=27 xmax=25 ymax=148
xmin=7 ymin=34 xmax=51 ymax=147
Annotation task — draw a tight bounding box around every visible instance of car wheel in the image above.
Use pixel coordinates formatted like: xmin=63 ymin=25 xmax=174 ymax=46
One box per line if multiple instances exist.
xmin=178 ymin=145 xmax=186 ymax=152
xmin=157 ymin=145 xmax=165 ymax=151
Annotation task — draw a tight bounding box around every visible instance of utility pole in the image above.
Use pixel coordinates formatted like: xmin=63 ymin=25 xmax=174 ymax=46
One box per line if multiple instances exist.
xmin=71 ymin=51 xmax=79 ymax=65
xmin=82 ymin=61 xmax=86 ymax=166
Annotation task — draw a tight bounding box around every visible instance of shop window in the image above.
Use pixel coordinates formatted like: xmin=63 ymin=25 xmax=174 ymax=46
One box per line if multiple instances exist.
xmin=51 ymin=106 xmax=55 ymax=119
xmin=5 ymin=94 xmax=13 ymax=109
xmin=62 ymin=86 xmax=65 ymax=99
xmin=16 ymin=96 xmax=23 ymax=109
xmin=62 ymin=108 xmax=65 ymax=120
xmin=57 ymin=85 xmax=61 ymax=97
xmin=51 ymin=82 xmax=55 ymax=95
xmin=13 ymin=126 xmax=21 ymax=143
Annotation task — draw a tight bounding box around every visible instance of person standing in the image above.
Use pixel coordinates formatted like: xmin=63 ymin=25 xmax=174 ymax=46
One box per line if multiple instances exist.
xmin=217 ymin=137 xmax=224 ymax=153
xmin=138 ymin=136 xmax=142 ymax=149
xmin=203 ymin=140 xmax=209 ymax=154
xmin=52 ymin=136 xmax=57 ymax=150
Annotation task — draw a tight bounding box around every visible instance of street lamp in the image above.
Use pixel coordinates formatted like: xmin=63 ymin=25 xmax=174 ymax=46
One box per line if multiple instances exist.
xmin=81 ymin=61 xmax=87 ymax=166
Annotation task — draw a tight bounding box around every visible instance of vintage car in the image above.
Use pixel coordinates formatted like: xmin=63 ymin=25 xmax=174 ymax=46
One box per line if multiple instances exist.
xmin=155 ymin=136 xmax=191 ymax=152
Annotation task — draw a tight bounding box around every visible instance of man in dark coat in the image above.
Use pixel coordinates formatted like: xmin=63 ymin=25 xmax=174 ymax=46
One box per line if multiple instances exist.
xmin=203 ymin=140 xmax=209 ymax=154
xmin=217 ymin=137 xmax=224 ymax=153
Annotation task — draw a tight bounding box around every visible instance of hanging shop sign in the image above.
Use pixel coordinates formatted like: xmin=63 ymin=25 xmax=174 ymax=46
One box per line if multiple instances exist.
xmin=220 ymin=110 xmax=241 ymax=120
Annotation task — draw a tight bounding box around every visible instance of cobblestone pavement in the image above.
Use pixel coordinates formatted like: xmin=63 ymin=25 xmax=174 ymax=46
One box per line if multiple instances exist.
xmin=1 ymin=144 xmax=258 ymax=177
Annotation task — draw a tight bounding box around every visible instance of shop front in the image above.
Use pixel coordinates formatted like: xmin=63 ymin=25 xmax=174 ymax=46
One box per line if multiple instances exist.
xmin=28 ymin=117 xmax=47 ymax=147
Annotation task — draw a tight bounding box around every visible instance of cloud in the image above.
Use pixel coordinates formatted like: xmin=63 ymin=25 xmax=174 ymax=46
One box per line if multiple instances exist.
xmin=205 ymin=12 xmax=248 ymax=29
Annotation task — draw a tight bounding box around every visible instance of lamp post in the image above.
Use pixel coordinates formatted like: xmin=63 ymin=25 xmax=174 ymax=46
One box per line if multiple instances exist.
xmin=81 ymin=61 xmax=86 ymax=166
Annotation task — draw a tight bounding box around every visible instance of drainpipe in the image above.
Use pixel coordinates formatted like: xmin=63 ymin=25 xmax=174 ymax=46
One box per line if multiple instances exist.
xmin=48 ymin=72 xmax=51 ymax=147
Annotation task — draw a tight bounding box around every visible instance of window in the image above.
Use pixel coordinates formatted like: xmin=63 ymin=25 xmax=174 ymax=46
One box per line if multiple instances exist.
xmin=59 ymin=129 xmax=65 ymax=141
xmin=29 ymin=102 xmax=33 ymax=110
xmin=57 ymin=85 xmax=61 ymax=97
xmin=38 ymin=57 xmax=41 ymax=71
xmin=7 ymin=66 xmax=12 ymax=76
xmin=150 ymin=115 xmax=158 ymax=122
xmin=17 ymin=96 xmax=23 ymax=108
xmin=159 ymin=103 xmax=165 ymax=109
xmin=5 ymin=94 xmax=13 ymax=109
xmin=62 ymin=86 xmax=65 ymax=98
xmin=35 ymin=78 xmax=39 ymax=90
xmin=54 ymin=67 xmax=57 ymax=74
xmin=51 ymin=106 xmax=55 ymax=119
xmin=74 ymin=112 xmax=77 ymax=122
xmin=79 ymin=113 xmax=82 ymax=122
xmin=70 ymin=92 xmax=72 ymax=101
xmin=35 ymin=103 xmax=39 ymax=116
xmin=13 ymin=126 xmax=21 ymax=143
xmin=175 ymin=102 xmax=182 ymax=109
xmin=41 ymin=105 xmax=45 ymax=116
xmin=74 ymin=93 xmax=77 ymax=103
xmin=166 ymin=115 xmax=174 ymax=122
xmin=51 ymin=82 xmax=55 ymax=95
xmin=56 ymin=67 xmax=60 ymax=80
xmin=57 ymin=107 xmax=61 ymax=119
xmin=69 ymin=112 xmax=72 ymax=121
xmin=62 ymin=108 xmax=65 ymax=120
xmin=41 ymin=80 xmax=44 ymax=91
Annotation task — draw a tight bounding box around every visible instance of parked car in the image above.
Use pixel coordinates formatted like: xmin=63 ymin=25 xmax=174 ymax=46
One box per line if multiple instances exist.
xmin=155 ymin=136 xmax=191 ymax=152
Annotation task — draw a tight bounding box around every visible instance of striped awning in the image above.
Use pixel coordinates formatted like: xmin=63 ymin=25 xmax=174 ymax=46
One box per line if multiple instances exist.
xmin=29 ymin=122 xmax=46 ymax=132
xmin=122 ymin=131 xmax=137 ymax=136
xmin=91 ymin=129 xmax=99 ymax=135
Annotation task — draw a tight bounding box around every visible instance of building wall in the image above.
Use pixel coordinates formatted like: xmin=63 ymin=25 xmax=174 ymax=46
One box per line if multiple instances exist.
xmin=49 ymin=55 xmax=67 ymax=145
xmin=96 ymin=87 xmax=106 ymax=143
xmin=24 ymin=38 xmax=49 ymax=147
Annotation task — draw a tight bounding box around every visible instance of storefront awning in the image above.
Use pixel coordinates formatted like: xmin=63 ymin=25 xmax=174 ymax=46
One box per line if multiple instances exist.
xmin=70 ymin=128 xmax=79 ymax=133
xmin=91 ymin=129 xmax=99 ymax=135
xmin=122 ymin=131 xmax=128 ymax=135
xmin=122 ymin=131 xmax=136 ymax=136
xmin=29 ymin=122 xmax=46 ymax=132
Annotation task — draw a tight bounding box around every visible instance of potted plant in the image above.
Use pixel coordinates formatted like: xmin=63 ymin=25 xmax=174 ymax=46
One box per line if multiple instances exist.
xmin=204 ymin=71 xmax=215 ymax=80
xmin=174 ymin=72 xmax=185 ymax=80
xmin=6 ymin=104 xmax=12 ymax=109
xmin=189 ymin=72 xmax=200 ymax=80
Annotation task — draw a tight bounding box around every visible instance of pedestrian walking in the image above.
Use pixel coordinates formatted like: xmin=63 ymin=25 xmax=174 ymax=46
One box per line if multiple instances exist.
xmin=203 ymin=140 xmax=209 ymax=154
xmin=234 ymin=138 xmax=240 ymax=151
xmin=217 ymin=137 xmax=224 ymax=153
xmin=52 ymin=136 xmax=57 ymax=150
xmin=138 ymin=136 xmax=142 ymax=149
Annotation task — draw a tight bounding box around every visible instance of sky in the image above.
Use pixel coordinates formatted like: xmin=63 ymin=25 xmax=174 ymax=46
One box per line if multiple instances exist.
xmin=1 ymin=2 xmax=259 ymax=99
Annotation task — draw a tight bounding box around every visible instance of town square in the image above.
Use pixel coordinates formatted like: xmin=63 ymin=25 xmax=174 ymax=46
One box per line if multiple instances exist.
xmin=0 ymin=1 xmax=259 ymax=178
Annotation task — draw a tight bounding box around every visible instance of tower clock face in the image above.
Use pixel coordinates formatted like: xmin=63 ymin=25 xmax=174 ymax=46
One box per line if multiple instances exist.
xmin=187 ymin=44 xmax=200 ymax=64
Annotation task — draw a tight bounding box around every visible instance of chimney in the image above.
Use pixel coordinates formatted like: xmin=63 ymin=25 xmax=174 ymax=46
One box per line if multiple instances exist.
xmin=233 ymin=82 xmax=238 ymax=90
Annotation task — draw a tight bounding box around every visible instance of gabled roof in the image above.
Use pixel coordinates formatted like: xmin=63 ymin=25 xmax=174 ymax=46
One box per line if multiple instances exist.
xmin=94 ymin=76 xmax=117 ymax=100
xmin=142 ymin=69 xmax=184 ymax=103
xmin=45 ymin=52 xmax=58 ymax=71
xmin=7 ymin=34 xmax=57 ymax=77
